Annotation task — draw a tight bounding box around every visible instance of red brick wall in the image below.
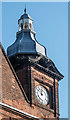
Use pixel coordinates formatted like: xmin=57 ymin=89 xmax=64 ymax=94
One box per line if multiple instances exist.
xmin=15 ymin=64 xmax=29 ymax=98
xmin=31 ymin=66 xmax=59 ymax=118
xmin=1 ymin=49 xmax=59 ymax=119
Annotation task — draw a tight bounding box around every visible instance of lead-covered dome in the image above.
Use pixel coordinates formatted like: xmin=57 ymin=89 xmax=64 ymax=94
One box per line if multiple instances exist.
xmin=20 ymin=13 xmax=32 ymax=20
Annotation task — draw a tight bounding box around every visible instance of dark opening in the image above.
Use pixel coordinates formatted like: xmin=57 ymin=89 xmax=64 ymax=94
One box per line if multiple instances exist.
xmin=21 ymin=23 xmax=23 ymax=30
xmin=50 ymin=87 xmax=54 ymax=109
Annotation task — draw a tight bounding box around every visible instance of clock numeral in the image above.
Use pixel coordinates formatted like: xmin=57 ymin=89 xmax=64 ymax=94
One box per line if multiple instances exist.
xmin=35 ymin=85 xmax=49 ymax=105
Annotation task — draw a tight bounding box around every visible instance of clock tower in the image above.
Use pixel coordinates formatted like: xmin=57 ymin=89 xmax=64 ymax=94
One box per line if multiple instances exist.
xmin=7 ymin=8 xmax=64 ymax=119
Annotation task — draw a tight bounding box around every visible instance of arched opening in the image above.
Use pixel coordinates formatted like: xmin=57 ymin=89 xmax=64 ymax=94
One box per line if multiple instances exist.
xmin=24 ymin=22 xmax=28 ymax=29
xmin=30 ymin=23 xmax=32 ymax=29
xmin=21 ymin=23 xmax=23 ymax=30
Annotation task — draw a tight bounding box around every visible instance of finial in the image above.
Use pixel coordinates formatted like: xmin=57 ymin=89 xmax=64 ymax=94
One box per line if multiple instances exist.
xmin=24 ymin=4 xmax=26 ymax=14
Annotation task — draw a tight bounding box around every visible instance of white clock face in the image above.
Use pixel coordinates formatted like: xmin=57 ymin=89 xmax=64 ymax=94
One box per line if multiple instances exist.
xmin=35 ymin=85 xmax=49 ymax=105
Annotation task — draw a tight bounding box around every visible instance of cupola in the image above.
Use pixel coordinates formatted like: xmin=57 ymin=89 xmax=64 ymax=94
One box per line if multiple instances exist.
xmin=7 ymin=8 xmax=46 ymax=57
xmin=18 ymin=8 xmax=34 ymax=32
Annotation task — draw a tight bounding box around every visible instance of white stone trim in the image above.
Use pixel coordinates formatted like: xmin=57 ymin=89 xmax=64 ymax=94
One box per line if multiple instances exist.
xmin=0 ymin=102 xmax=41 ymax=120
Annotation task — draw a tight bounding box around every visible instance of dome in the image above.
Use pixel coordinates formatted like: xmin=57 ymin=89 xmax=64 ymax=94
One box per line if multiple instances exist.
xmin=20 ymin=13 xmax=33 ymax=20
xmin=7 ymin=29 xmax=46 ymax=58
xmin=19 ymin=8 xmax=33 ymax=21
xmin=7 ymin=9 xmax=46 ymax=58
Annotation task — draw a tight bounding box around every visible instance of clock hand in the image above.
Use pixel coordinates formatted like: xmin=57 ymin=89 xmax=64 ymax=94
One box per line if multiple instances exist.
xmin=40 ymin=89 xmax=43 ymax=96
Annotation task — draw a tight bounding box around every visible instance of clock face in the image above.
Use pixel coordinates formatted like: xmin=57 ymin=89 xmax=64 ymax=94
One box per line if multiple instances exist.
xmin=35 ymin=85 xmax=49 ymax=105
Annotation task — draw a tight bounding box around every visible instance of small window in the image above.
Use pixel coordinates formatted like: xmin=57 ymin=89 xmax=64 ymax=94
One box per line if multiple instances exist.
xmin=30 ymin=23 xmax=32 ymax=29
xmin=24 ymin=22 xmax=28 ymax=29
xmin=21 ymin=23 xmax=23 ymax=30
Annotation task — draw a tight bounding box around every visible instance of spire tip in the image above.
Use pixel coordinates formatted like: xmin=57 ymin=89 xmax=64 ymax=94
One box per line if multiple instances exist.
xmin=24 ymin=4 xmax=26 ymax=14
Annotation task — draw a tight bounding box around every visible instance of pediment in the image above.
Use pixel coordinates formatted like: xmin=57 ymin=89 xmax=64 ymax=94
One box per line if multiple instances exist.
xmin=28 ymin=55 xmax=64 ymax=80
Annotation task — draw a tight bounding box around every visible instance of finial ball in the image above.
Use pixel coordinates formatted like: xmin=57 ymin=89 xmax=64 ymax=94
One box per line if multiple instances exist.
xmin=24 ymin=8 xmax=26 ymax=14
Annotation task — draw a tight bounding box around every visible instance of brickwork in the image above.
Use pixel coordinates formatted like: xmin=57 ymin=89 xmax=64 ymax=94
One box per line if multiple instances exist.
xmin=0 ymin=45 xmax=59 ymax=119
xmin=15 ymin=65 xmax=29 ymax=99
xmin=31 ymin=66 xmax=59 ymax=118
